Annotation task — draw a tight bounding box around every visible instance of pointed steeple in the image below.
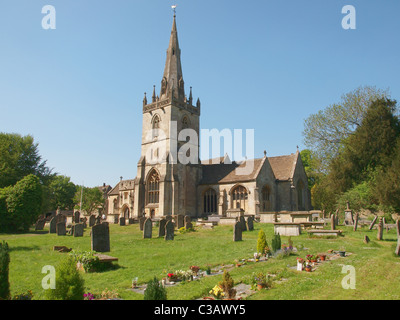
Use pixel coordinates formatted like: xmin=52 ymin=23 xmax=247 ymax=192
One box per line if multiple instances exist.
xmin=160 ymin=13 xmax=184 ymax=101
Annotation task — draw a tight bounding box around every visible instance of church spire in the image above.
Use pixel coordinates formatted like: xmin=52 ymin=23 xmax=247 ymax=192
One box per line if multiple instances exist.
xmin=160 ymin=12 xmax=184 ymax=101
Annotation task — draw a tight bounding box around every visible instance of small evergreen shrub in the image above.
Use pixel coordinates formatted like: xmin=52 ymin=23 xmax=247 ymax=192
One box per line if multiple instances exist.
xmin=144 ymin=277 xmax=167 ymax=300
xmin=0 ymin=241 xmax=10 ymax=300
xmin=44 ymin=256 xmax=85 ymax=300
xmin=257 ymin=229 xmax=268 ymax=254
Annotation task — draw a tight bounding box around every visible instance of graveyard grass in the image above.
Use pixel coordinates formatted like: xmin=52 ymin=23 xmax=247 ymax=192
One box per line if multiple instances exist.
xmin=1 ymin=223 xmax=399 ymax=300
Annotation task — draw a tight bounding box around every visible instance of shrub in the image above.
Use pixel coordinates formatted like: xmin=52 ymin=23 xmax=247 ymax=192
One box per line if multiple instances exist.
xmin=69 ymin=250 xmax=107 ymax=273
xmin=271 ymin=233 xmax=281 ymax=253
xmin=44 ymin=256 xmax=85 ymax=300
xmin=219 ymin=270 xmax=236 ymax=299
xmin=0 ymin=241 xmax=10 ymax=300
xmin=144 ymin=277 xmax=167 ymax=300
xmin=257 ymin=229 xmax=268 ymax=254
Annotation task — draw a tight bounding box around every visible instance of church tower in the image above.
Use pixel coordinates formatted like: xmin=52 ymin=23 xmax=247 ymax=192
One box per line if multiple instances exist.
xmin=133 ymin=12 xmax=201 ymax=218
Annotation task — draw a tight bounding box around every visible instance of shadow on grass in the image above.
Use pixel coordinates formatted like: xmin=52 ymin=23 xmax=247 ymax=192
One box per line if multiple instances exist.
xmin=9 ymin=245 xmax=41 ymax=252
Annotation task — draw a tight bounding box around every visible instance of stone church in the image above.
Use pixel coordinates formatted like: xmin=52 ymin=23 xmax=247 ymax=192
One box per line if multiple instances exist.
xmin=106 ymin=14 xmax=311 ymax=221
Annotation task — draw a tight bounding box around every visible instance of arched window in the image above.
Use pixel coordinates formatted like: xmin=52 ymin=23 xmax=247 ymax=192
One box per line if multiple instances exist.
xmin=147 ymin=169 xmax=160 ymax=205
xmin=231 ymin=185 xmax=248 ymax=211
xmin=203 ymin=188 xmax=217 ymax=215
xmin=261 ymin=185 xmax=272 ymax=212
xmin=297 ymin=180 xmax=305 ymax=211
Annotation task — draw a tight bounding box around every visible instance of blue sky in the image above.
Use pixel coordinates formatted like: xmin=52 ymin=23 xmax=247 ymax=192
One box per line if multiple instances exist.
xmin=1 ymin=1 xmax=399 ymax=188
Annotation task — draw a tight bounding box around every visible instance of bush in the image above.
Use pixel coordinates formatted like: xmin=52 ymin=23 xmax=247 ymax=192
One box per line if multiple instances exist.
xmin=0 ymin=241 xmax=10 ymax=300
xmin=69 ymin=250 xmax=106 ymax=273
xmin=271 ymin=233 xmax=281 ymax=253
xmin=144 ymin=277 xmax=167 ymax=300
xmin=257 ymin=229 xmax=268 ymax=254
xmin=44 ymin=256 xmax=85 ymax=300
xmin=219 ymin=270 xmax=236 ymax=299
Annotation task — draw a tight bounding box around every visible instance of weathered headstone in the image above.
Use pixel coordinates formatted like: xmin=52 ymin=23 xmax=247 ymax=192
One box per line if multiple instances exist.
xmin=233 ymin=221 xmax=242 ymax=242
xmin=91 ymin=222 xmax=110 ymax=252
xmin=377 ymin=218 xmax=383 ymax=241
xmin=56 ymin=222 xmax=66 ymax=236
xmin=139 ymin=217 xmax=146 ymax=231
xmin=353 ymin=213 xmax=359 ymax=231
xmin=35 ymin=219 xmax=46 ymax=231
xmin=56 ymin=213 xmax=65 ymax=224
xmin=369 ymin=215 xmax=378 ymax=230
xmin=185 ymin=221 xmax=193 ymax=230
xmin=395 ymin=219 xmax=400 ymax=256
xmin=119 ymin=217 xmax=126 ymax=226
xmin=344 ymin=202 xmax=354 ymax=225
xmin=89 ymin=215 xmax=96 ymax=227
xmin=176 ymin=215 xmax=184 ymax=229
xmin=74 ymin=223 xmax=84 ymax=237
xmin=239 ymin=216 xmax=247 ymax=231
xmin=331 ymin=214 xmax=336 ymax=230
xmin=165 ymin=220 xmax=174 ymax=241
xmin=49 ymin=217 xmax=57 ymax=233
xmin=246 ymin=216 xmax=254 ymax=231
xmin=363 ymin=235 xmax=370 ymax=244
xmin=158 ymin=218 xmax=167 ymax=237
xmin=143 ymin=218 xmax=152 ymax=239
xmin=95 ymin=215 xmax=102 ymax=225
xmin=74 ymin=211 xmax=80 ymax=224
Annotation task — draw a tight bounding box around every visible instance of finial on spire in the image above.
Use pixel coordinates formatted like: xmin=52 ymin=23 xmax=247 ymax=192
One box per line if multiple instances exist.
xmin=171 ymin=5 xmax=177 ymax=17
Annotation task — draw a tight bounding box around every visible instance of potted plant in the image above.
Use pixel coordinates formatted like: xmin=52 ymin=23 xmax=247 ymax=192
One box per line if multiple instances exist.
xmin=319 ymin=254 xmax=326 ymax=261
xmin=252 ymin=272 xmax=271 ymax=290
xmin=306 ymin=254 xmax=314 ymax=264
xmin=190 ymin=265 xmax=200 ymax=276
xmin=311 ymin=255 xmax=318 ymax=263
xmin=205 ymin=265 xmax=212 ymax=275
xmin=339 ymin=247 xmax=346 ymax=257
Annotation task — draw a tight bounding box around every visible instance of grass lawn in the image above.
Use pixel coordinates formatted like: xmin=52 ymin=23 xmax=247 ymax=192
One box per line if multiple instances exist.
xmin=1 ymin=221 xmax=399 ymax=300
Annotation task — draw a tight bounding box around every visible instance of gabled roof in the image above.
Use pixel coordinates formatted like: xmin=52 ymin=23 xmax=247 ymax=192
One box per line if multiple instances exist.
xmin=108 ymin=179 xmax=135 ymax=196
xmin=268 ymin=152 xmax=298 ymax=181
xmin=200 ymin=158 xmax=265 ymax=185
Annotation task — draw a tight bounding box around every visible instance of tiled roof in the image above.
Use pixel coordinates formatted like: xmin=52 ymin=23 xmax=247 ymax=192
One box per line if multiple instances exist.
xmin=108 ymin=179 xmax=135 ymax=196
xmin=268 ymin=153 xmax=297 ymax=181
xmin=200 ymin=158 xmax=265 ymax=185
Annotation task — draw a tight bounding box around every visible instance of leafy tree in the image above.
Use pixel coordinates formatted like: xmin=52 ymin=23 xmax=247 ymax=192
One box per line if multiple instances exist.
xmin=300 ymin=149 xmax=322 ymax=190
xmin=0 ymin=133 xmax=54 ymax=188
xmin=48 ymin=175 xmax=77 ymax=210
xmin=303 ymin=86 xmax=389 ymax=171
xmin=74 ymin=186 xmax=104 ymax=215
xmin=44 ymin=256 xmax=85 ymax=300
xmin=1 ymin=174 xmax=43 ymax=232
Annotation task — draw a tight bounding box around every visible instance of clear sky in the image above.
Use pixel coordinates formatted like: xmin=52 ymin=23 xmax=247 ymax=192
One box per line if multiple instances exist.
xmin=1 ymin=0 xmax=399 ymax=188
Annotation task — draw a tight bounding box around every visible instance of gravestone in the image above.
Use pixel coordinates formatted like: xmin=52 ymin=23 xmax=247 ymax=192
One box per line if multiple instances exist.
xmin=331 ymin=214 xmax=336 ymax=230
xmin=49 ymin=217 xmax=57 ymax=233
xmin=246 ymin=216 xmax=254 ymax=231
xmin=119 ymin=217 xmax=126 ymax=226
xmin=74 ymin=223 xmax=84 ymax=237
xmin=69 ymin=225 xmax=75 ymax=235
xmin=176 ymin=215 xmax=184 ymax=229
xmin=139 ymin=217 xmax=146 ymax=231
xmin=35 ymin=219 xmax=46 ymax=231
xmin=89 ymin=215 xmax=96 ymax=227
xmin=184 ymin=215 xmax=191 ymax=225
xmin=165 ymin=220 xmax=174 ymax=241
xmin=377 ymin=218 xmax=383 ymax=241
xmin=165 ymin=215 xmax=173 ymax=221
xmin=395 ymin=219 xmax=400 ymax=256
xmin=239 ymin=216 xmax=247 ymax=232
xmin=143 ymin=218 xmax=152 ymax=239
xmin=158 ymin=218 xmax=167 ymax=237
xmin=56 ymin=213 xmax=65 ymax=224
xmin=363 ymin=235 xmax=370 ymax=244
xmin=185 ymin=221 xmax=193 ymax=230
xmin=353 ymin=213 xmax=359 ymax=231
xmin=95 ymin=215 xmax=101 ymax=225
xmin=369 ymin=215 xmax=378 ymax=230
xmin=233 ymin=221 xmax=242 ymax=241
xmin=74 ymin=211 xmax=80 ymax=224
xmin=56 ymin=222 xmax=66 ymax=236
xmin=91 ymin=222 xmax=110 ymax=252
xmin=344 ymin=202 xmax=354 ymax=225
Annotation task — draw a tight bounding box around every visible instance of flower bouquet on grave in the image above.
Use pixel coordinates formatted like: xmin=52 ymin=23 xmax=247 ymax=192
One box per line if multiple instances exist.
xmin=296 ymin=258 xmax=304 ymax=271
xmin=209 ymin=285 xmax=225 ymax=300
xmin=190 ymin=265 xmax=200 ymax=276
xmin=167 ymin=273 xmax=177 ymax=283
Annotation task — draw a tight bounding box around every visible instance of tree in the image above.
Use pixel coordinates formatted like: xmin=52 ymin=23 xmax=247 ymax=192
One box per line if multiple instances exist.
xmin=143 ymin=277 xmax=167 ymax=300
xmin=1 ymin=174 xmax=43 ymax=232
xmin=48 ymin=175 xmax=77 ymax=210
xmin=0 ymin=133 xmax=54 ymax=188
xmin=303 ymin=86 xmax=389 ymax=171
xmin=300 ymin=149 xmax=322 ymax=190
xmin=257 ymin=229 xmax=268 ymax=255
xmin=74 ymin=186 xmax=104 ymax=215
